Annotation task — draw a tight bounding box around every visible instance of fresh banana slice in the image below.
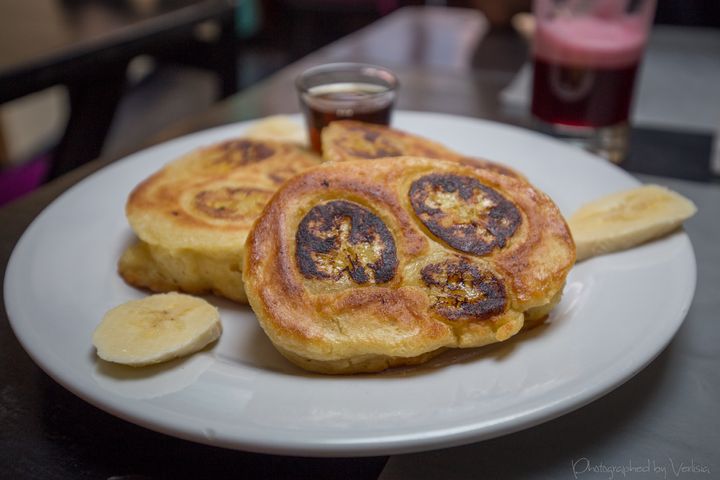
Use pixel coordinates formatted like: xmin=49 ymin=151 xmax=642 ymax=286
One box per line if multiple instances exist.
xmin=569 ymin=184 xmax=697 ymax=262
xmin=93 ymin=292 xmax=222 ymax=367
xmin=243 ymin=115 xmax=307 ymax=145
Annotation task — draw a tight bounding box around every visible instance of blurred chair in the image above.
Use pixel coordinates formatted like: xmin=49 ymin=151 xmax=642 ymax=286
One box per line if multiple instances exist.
xmin=0 ymin=0 xmax=239 ymax=206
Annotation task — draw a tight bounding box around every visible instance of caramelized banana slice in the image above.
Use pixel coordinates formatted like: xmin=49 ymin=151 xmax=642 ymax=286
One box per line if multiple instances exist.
xmin=421 ymin=257 xmax=507 ymax=321
xmin=296 ymin=200 xmax=398 ymax=284
xmin=409 ymin=173 xmax=521 ymax=255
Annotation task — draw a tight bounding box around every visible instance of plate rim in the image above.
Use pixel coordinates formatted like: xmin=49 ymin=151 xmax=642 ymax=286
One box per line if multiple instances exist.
xmin=4 ymin=111 xmax=697 ymax=457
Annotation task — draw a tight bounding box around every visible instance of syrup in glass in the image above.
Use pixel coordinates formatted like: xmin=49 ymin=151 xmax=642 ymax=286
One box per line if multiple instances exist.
xmin=301 ymin=82 xmax=395 ymax=153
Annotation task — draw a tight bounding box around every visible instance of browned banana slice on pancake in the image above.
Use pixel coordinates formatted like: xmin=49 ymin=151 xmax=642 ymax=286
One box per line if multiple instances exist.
xmin=321 ymin=120 xmax=522 ymax=178
xmin=120 ymin=138 xmax=321 ymax=303
xmin=242 ymin=156 xmax=575 ymax=374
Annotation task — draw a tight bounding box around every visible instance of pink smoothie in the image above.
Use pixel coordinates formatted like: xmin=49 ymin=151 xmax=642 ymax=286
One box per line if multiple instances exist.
xmin=534 ymin=16 xmax=648 ymax=69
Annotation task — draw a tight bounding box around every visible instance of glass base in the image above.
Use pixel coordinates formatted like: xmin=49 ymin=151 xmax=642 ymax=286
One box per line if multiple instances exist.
xmin=534 ymin=120 xmax=630 ymax=164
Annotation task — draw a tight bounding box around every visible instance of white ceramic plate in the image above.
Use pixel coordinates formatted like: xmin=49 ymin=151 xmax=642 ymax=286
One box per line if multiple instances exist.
xmin=5 ymin=112 xmax=696 ymax=457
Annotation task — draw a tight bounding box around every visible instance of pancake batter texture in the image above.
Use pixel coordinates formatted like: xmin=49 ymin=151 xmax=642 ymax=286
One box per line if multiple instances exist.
xmin=322 ymin=120 xmax=523 ymax=178
xmin=120 ymin=138 xmax=321 ymax=302
xmin=243 ymin=156 xmax=575 ymax=373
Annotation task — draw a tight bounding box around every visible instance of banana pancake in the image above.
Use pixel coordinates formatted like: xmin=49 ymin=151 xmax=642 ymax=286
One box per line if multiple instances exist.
xmin=243 ymin=156 xmax=575 ymax=374
xmin=120 ymin=138 xmax=321 ymax=303
xmin=321 ymin=120 xmax=522 ymax=178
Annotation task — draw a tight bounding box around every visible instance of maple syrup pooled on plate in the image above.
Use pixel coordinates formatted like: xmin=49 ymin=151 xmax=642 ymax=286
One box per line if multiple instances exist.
xmin=296 ymin=64 xmax=398 ymax=153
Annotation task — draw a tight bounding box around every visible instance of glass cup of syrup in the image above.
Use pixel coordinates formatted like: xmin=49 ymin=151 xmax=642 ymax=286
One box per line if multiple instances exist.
xmin=531 ymin=0 xmax=656 ymax=164
xmin=296 ymin=63 xmax=399 ymax=153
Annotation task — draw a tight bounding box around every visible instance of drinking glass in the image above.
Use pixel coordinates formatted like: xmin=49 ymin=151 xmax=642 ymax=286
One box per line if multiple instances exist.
xmin=531 ymin=0 xmax=656 ymax=163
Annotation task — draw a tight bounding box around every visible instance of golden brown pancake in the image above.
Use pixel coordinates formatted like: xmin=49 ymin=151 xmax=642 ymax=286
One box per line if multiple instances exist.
xmin=321 ymin=120 xmax=522 ymax=178
xmin=243 ymin=156 xmax=575 ymax=374
xmin=120 ymin=138 xmax=321 ymax=302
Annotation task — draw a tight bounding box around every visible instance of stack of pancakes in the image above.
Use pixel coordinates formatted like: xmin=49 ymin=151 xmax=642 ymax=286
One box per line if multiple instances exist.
xmin=120 ymin=119 xmax=575 ymax=373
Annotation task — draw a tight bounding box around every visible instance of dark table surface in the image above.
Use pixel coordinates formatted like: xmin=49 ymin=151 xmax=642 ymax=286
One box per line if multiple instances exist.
xmin=2 ymin=6 xmax=718 ymax=479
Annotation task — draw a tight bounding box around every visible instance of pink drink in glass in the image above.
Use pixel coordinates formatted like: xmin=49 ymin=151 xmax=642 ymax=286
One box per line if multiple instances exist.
xmin=532 ymin=17 xmax=646 ymax=127
xmin=531 ymin=0 xmax=656 ymax=162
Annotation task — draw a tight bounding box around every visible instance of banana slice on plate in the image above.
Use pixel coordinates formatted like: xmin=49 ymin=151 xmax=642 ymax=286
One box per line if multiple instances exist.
xmin=243 ymin=115 xmax=307 ymax=146
xmin=93 ymin=292 xmax=222 ymax=367
xmin=569 ymin=184 xmax=697 ymax=262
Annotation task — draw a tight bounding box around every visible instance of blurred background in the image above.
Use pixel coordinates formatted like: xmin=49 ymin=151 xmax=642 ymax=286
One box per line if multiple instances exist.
xmin=1 ymin=0 xmax=718 ymax=205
